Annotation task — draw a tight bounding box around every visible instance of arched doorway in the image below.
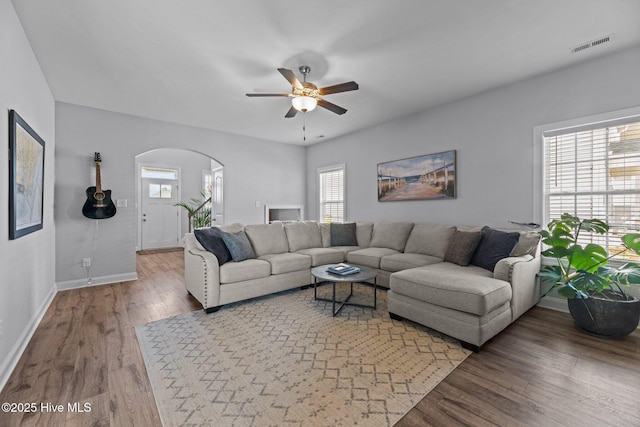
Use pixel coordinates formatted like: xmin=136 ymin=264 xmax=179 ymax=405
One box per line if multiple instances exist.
xmin=135 ymin=149 xmax=223 ymax=250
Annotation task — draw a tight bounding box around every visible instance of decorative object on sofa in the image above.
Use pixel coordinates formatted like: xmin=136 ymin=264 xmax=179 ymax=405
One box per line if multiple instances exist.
xmin=193 ymin=227 xmax=231 ymax=265
xmin=377 ymin=150 xmax=456 ymax=202
xmin=82 ymin=152 xmax=117 ymax=220
xmin=9 ymin=110 xmax=45 ymax=239
xmin=470 ymin=226 xmax=520 ymax=272
xmin=539 ymin=213 xmax=640 ymax=338
xmin=245 ymin=66 xmax=358 ymax=118
xmin=174 ymin=191 xmax=211 ymax=232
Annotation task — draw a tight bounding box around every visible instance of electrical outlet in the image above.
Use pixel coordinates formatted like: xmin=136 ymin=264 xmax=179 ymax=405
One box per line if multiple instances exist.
xmin=82 ymin=258 xmax=91 ymax=267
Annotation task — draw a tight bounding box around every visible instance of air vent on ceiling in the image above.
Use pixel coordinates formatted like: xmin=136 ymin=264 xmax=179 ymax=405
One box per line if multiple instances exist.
xmin=569 ymin=34 xmax=614 ymax=54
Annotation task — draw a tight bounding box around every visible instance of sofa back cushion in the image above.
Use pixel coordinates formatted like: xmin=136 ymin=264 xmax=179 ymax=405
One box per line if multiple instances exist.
xmin=356 ymin=222 xmax=374 ymax=247
xmin=369 ymin=222 xmax=414 ymax=251
xmin=284 ymin=221 xmax=322 ymax=252
xmin=244 ymin=223 xmax=289 ymax=256
xmin=404 ymin=224 xmax=456 ymax=258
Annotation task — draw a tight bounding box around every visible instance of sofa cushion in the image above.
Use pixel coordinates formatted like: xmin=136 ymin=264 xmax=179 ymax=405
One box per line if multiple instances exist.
xmin=471 ymin=226 xmax=520 ymax=272
xmin=295 ymin=248 xmax=345 ymax=267
xmin=404 ymin=224 xmax=456 ymax=258
xmin=347 ymin=247 xmax=400 ymax=269
xmin=443 ymin=230 xmax=482 ymax=266
xmin=330 ymin=222 xmax=358 ymax=246
xmin=356 ymin=222 xmax=374 ymax=247
xmin=369 ymin=222 xmax=414 ymax=251
xmin=390 ymin=262 xmax=512 ymax=316
xmin=194 ymin=227 xmax=231 ymax=265
xmin=220 ymin=230 xmax=256 ymax=262
xmin=380 ymin=253 xmax=442 ymax=272
xmin=510 ymin=231 xmax=541 ymax=257
xmin=258 ymin=252 xmax=312 ymax=275
xmin=244 ymin=223 xmax=289 ymax=256
xmin=219 ymin=259 xmax=270 ymax=283
xmin=284 ymin=221 xmax=322 ymax=252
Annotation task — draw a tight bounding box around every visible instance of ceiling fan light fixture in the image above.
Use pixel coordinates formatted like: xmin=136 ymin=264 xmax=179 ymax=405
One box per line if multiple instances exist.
xmin=291 ymin=96 xmax=317 ymax=112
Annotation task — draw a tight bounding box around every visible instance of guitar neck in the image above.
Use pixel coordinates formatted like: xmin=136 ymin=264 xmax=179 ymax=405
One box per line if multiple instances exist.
xmin=95 ymin=162 xmax=103 ymax=193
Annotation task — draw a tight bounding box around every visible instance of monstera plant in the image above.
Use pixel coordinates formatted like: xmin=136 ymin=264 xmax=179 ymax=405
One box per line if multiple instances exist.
xmin=539 ymin=214 xmax=640 ymax=338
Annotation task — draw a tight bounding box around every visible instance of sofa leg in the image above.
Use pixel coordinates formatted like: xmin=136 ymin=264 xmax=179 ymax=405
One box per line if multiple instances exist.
xmin=389 ymin=312 xmax=404 ymax=321
xmin=460 ymin=341 xmax=481 ymax=353
xmin=204 ymin=306 xmax=220 ymax=314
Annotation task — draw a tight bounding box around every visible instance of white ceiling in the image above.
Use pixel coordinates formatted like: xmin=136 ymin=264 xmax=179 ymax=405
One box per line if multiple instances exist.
xmin=11 ymin=0 xmax=640 ymax=146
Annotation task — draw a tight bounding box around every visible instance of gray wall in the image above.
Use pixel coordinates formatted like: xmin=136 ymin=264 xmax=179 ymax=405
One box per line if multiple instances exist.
xmin=306 ymin=46 xmax=640 ymax=228
xmin=0 ymin=0 xmax=56 ymax=389
xmin=55 ymin=103 xmax=306 ymax=287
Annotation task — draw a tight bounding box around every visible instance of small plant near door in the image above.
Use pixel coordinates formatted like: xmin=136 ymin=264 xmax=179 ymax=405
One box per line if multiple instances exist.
xmin=175 ymin=191 xmax=212 ymax=231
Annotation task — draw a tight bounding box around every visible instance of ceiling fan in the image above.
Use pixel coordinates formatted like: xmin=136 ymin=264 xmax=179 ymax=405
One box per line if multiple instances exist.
xmin=246 ymin=66 xmax=359 ymax=118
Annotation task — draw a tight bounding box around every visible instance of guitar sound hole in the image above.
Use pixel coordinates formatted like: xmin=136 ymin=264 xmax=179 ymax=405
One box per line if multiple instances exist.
xmin=94 ymin=192 xmax=105 ymax=201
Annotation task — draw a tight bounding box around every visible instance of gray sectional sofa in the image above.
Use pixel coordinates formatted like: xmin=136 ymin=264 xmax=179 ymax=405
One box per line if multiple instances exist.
xmin=183 ymin=221 xmax=541 ymax=351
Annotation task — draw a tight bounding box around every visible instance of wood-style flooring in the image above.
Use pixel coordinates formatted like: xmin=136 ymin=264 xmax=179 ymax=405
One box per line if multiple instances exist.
xmin=1 ymin=250 xmax=639 ymax=426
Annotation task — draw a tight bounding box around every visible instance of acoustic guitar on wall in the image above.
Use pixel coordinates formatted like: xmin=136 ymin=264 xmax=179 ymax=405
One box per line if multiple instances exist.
xmin=82 ymin=152 xmax=117 ymax=219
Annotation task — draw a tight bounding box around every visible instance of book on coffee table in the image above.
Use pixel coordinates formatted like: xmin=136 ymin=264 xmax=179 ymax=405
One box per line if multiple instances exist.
xmin=327 ymin=263 xmax=361 ymax=275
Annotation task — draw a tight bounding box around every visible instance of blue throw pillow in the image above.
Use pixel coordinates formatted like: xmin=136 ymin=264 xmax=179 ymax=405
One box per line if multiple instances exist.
xmin=194 ymin=227 xmax=231 ymax=265
xmin=330 ymin=222 xmax=358 ymax=246
xmin=470 ymin=226 xmax=520 ymax=272
xmin=220 ymin=230 xmax=256 ymax=262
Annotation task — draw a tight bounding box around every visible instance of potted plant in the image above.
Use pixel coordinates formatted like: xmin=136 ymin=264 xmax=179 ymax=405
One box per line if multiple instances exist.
xmin=175 ymin=192 xmax=212 ymax=231
xmin=539 ymin=213 xmax=640 ymax=338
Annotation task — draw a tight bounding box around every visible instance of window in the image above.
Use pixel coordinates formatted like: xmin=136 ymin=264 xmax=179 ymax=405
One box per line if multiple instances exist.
xmin=543 ymin=119 xmax=640 ymax=259
xmin=141 ymin=167 xmax=178 ymax=180
xmin=319 ymin=164 xmax=345 ymax=223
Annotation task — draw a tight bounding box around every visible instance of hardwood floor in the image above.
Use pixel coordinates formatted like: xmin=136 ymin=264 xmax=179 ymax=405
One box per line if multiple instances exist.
xmin=1 ymin=250 xmax=639 ymax=426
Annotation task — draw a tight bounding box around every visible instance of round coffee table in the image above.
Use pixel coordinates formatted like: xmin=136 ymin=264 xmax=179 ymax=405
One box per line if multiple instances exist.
xmin=311 ymin=264 xmax=378 ymax=316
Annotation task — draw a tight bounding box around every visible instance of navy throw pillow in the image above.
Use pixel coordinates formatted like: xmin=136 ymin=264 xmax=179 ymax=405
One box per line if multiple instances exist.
xmin=194 ymin=227 xmax=231 ymax=265
xmin=470 ymin=226 xmax=520 ymax=272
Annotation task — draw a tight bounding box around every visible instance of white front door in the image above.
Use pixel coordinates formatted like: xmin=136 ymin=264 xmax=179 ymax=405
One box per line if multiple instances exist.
xmin=141 ymin=178 xmax=180 ymax=249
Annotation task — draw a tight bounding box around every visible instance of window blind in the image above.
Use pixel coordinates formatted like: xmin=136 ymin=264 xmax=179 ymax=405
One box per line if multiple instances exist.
xmin=319 ymin=166 xmax=344 ymax=223
xmin=544 ymin=120 xmax=640 ymax=259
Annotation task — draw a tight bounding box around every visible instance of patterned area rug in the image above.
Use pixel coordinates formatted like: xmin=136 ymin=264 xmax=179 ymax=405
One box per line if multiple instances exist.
xmin=136 ymin=284 xmax=470 ymax=426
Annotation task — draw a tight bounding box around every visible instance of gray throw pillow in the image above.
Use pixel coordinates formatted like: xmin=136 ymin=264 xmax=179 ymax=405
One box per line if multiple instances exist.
xmin=510 ymin=231 xmax=541 ymax=257
xmin=330 ymin=223 xmax=358 ymax=246
xmin=194 ymin=227 xmax=231 ymax=265
xmin=220 ymin=230 xmax=256 ymax=262
xmin=444 ymin=230 xmax=482 ymax=266
xmin=470 ymin=226 xmax=520 ymax=271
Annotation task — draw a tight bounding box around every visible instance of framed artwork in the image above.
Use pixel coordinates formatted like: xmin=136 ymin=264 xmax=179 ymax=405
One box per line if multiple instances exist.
xmin=9 ymin=110 xmax=45 ymax=239
xmin=377 ymin=150 xmax=456 ymax=202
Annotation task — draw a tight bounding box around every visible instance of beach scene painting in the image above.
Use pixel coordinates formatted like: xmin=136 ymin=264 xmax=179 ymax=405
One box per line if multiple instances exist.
xmin=377 ymin=150 xmax=456 ymax=202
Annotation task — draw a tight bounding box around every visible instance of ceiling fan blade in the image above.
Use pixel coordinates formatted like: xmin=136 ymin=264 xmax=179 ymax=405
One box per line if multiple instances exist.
xmin=318 ymin=81 xmax=359 ymax=96
xmin=278 ymin=68 xmax=303 ymax=90
xmin=284 ymin=106 xmax=298 ymax=118
xmin=317 ymin=98 xmax=347 ymax=115
xmin=246 ymin=93 xmax=290 ymax=97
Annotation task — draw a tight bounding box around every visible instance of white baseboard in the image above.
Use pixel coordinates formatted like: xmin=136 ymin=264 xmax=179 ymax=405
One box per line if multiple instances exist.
xmin=537 ymin=296 xmax=569 ymax=313
xmin=56 ymin=272 xmax=138 ymax=291
xmin=0 ymin=283 xmax=56 ymax=393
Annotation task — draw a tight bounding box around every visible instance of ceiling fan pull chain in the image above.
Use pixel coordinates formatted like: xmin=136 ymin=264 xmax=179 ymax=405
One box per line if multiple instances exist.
xmin=303 ymin=113 xmax=307 ymax=141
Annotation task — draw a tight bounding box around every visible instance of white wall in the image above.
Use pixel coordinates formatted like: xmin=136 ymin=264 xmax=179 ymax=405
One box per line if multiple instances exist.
xmin=0 ymin=0 xmax=56 ymax=391
xmin=55 ymin=103 xmax=306 ymax=287
xmin=306 ymin=46 xmax=640 ymax=228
